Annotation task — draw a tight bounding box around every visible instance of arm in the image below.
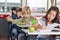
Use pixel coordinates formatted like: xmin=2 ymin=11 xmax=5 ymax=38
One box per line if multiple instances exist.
xmin=32 ymin=23 xmax=46 ymax=30
xmin=6 ymin=16 xmax=13 ymax=21
xmin=32 ymin=18 xmax=46 ymax=30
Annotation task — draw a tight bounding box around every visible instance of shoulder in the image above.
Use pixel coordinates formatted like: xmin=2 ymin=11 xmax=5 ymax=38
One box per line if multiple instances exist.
xmin=37 ymin=18 xmax=46 ymax=22
xmin=37 ymin=18 xmax=46 ymax=26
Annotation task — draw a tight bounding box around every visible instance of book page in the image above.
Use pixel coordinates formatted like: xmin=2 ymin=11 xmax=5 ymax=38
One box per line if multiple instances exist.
xmin=46 ymin=23 xmax=59 ymax=30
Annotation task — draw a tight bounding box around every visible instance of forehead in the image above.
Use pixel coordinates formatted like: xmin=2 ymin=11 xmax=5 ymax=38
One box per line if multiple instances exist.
xmin=17 ymin=11 xmax=22 ymax=13
xmin=49 ymin=10 xmax=57 ymax=15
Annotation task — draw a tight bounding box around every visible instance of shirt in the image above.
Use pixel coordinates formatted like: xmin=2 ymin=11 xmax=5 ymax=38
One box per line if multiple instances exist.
xmin=37 ymin=18 xmax=59 ymax=38
xmin=37 ymin=18 xmax=46 ymax=26
xmin=15 ymin=16 xmax=36 ymax=27
xmin=11 ymin=14 xmax=17 ymax=19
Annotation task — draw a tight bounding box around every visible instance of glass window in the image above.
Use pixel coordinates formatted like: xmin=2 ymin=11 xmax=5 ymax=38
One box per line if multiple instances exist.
xmin=22 ymin=0 xmax=27 ymax=7
xmin=7 ymin=0 xmax=21 ymax=12
xmin=48 ymin=0 xmax=56 ymax=9
xmin=27 ymin=0 xmax=47 ymax=12
xmin=7 ymin=0 xmax=20 ymax=3
xmin=56 ymin=0 xmax=60 ymax=11
xmin=0 ymin=0 xmax=5 ymax=2
xmin=0 ymin=0 xmax=21 ymax=12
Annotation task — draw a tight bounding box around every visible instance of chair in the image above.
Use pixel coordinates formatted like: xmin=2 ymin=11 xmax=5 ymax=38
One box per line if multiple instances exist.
xmin=0 ymin=18 xmax=9 ymax=40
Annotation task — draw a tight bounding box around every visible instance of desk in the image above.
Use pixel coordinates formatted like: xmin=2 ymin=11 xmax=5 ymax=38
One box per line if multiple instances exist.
xmin=22 ymin=29 xmax=60 ymax=35
xmin=16 ymin=24 xmax=30 ymax=28
xmin=12 ymin=20 xmax=31 ymax=28
xmin=21 ymin=29 xmax=60 ymax=40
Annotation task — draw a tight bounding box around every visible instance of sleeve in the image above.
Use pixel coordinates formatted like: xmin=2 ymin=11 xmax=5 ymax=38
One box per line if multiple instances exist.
xmin=37 ymin=18 xmax=45 ymax=26
xmin=12 ymin=18 xmax=23 ymax=24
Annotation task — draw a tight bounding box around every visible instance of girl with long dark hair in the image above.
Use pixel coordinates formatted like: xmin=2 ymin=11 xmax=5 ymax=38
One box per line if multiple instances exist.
xmin=32 ymin=6 xmax=59 ymax=40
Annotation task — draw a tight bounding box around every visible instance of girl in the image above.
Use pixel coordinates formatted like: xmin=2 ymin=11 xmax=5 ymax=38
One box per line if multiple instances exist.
xmin=22 ymin=6 xmax=38 ymax=40
xmin=32 ymin=6 xmax=59 ymax=40
xmin=7 ymin=7 xmax=17 ymax=21
xmin=7 ymin=8 xmax=23 ymax=40
xmin=11 ymin=8 xmax=23 ymax=40
xmin=11 ymin=7 xmax=17 ymax=19
xmin=22 ymin=6 xmax=36 ymax=24
xmin=11 ymin=8 xmax=22 ymax=36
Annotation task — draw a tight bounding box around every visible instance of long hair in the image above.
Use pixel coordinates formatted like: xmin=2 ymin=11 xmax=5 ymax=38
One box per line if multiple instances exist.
xmin=22 ymin=6 xmax=31 ymax=15
xmin=11 ymin=7 xmax=17 ymax=15
xmin=45 ymin=6 xmax=59 ymax=25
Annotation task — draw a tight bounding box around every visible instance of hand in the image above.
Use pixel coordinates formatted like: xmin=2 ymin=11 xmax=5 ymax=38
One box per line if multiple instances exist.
xmin=28 ymin=21 xmax=32 ymax=25
xmin=6 ymin=16 xmax=13 ymax=21
xmin=41 ymin=26 xmax=46 ymax=30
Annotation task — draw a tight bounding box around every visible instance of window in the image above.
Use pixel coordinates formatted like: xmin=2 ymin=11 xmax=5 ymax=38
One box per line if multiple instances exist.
xmin=7 ymin=0 xmax=20 ymax=3
xmin=7 ymin=0 xmax=21 ymax=12
xmin=48 ymin=0 xmax=56 ymax=9
xmin=27 ymin=0 xmax=47 ymax=12
xmin=22 ymin=0 xmax=27 ymax=7
xmin=0 ymin=0 xmax=21 ymax=12
xmin=56 ymin=0 xmax=60 ymax=11
xmin=0 ymin=0 xmax=5 ymax=2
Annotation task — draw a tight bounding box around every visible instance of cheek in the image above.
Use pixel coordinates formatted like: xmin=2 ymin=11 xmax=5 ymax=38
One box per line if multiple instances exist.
xmin=51 ymin=16 xmax=55 ymax=20
xmin=26 ymin=15 xmax=29 ymax=17
xmin=17 ymin=14 xmax=21 ymax=16
xmin=47 ymin=15 xmax=50 ymax=19
xmin=51 ymin=17 xmax=54 ymax=20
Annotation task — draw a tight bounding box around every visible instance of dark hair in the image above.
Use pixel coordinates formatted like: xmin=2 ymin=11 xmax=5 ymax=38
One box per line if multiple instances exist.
xmin=11 ymin=7 xmax=17 ymax=11
xmin=11 ymin=7 xmax=17 ymax=15
xmin=45 ymin=6 xmax=59 ymax=25
xmin=17 ymin=8 xmax=22 ymax=12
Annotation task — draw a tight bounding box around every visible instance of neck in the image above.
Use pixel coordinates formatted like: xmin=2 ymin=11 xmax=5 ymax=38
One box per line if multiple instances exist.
xmin=18 ymin=15 xmax=21 ymax=18
xmin=47 ymin=21 xmax=52 ymax=24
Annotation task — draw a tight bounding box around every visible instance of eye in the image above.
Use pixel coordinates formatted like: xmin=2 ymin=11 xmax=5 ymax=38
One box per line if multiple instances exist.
xmin=53 ymin=14 xmax=56 ymax=17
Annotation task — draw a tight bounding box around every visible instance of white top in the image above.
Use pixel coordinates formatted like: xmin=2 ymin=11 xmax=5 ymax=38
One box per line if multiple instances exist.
xmin=37 ymin=18 xmax=59 ymax=30
xmin=37 ymin=18 xmax=59 ymax=37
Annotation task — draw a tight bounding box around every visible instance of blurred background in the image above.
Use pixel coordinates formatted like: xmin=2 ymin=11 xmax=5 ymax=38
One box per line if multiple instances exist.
xmin=0 ymin=0 xmax=60 ymax=18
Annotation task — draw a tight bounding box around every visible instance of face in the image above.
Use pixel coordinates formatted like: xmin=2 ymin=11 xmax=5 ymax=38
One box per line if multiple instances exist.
xmin=47 ymin=10 xmax=57 ymax=22
xmin=12 ymin=10 xmax=17 ymax=14
xmin=23 ymin=8 xmax=31 ymax=18
xmin=17 ymin=11 xmax=22 ymax=17
xmin=24 ymin=12 xmax=30 ymax=18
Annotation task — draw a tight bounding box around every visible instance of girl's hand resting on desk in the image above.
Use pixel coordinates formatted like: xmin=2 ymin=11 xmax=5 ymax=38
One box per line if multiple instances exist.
xmin=32 ymin=23 xmax=46 ymax=30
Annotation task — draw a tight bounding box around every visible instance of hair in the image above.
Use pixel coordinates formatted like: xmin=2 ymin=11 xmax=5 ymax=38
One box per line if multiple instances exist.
xmin=22 ymin=6 xmax=31 ymax=15
xmin=17 ymin=8 xmax=22 ymax=12
xmin=45 ymin=6 xmax=59 ymax=25
xmin=11 ymin=7 xmax=17 ymax=15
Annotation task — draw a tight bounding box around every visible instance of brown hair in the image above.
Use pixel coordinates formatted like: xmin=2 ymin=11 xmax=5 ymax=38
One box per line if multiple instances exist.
xmin=11 ymin=7 xmax=17 ymax=15
xmin=22 ymin=6 xmax=31 ymax=15
xmin=45 ymin=6 xmax=59 ymax=25
xmin=17 ymin=8 xmax=22 ymax=12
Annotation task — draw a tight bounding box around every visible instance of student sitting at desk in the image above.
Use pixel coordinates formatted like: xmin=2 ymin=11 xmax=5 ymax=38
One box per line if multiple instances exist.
xmin=6 ymin=7 xmax=17 ymax=39
xmin=18 ymin=6 xmax=37 ymax=40
xmin=7 ymin=7 xmax=17 ymax=28
xmin=20 ymin=6 xmax=36 ymax=26
xmin=7 ymin=8 xmax=23 ymax=40
xmin=32 ymin=6 xmax=59 ymax=40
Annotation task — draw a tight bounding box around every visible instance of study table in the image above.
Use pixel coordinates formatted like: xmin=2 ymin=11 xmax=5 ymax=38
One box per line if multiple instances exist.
xmin=22 ymin=29 xmax=60 ymax=35
xmin=21 ymin=28 xmax=60 ymax=40
xmin=13 ymin=21 xmax=60 ymax=40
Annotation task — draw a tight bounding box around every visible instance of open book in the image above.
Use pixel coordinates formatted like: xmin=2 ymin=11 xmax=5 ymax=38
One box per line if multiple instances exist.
xmin=46 ymin=23 xmax=59 ymax=30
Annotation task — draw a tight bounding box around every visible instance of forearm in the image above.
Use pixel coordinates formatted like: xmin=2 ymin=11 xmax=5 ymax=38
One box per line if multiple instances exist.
xmin=32 ymin=24 xmax=46 ymax=30
xmin=32 ymin=25 xmax=42 ymax=30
